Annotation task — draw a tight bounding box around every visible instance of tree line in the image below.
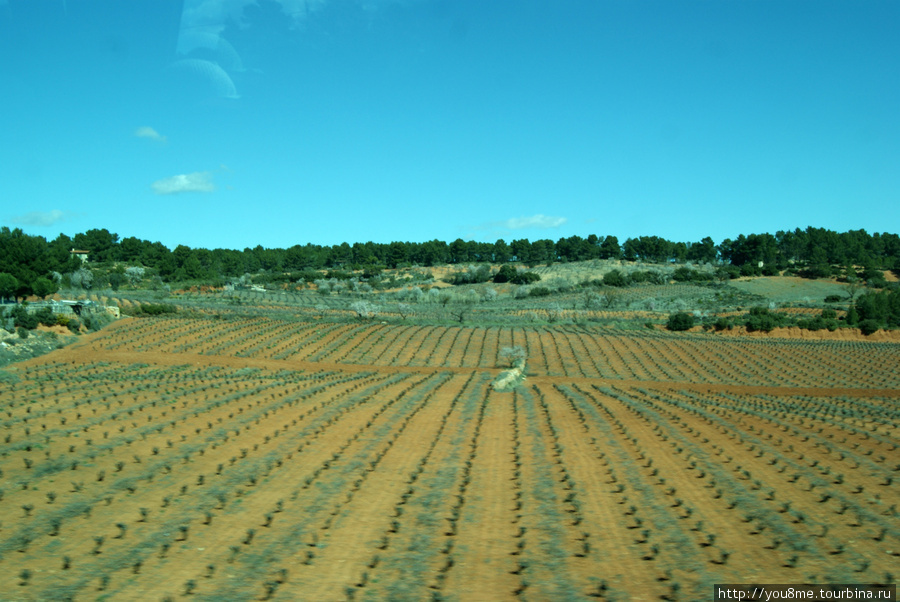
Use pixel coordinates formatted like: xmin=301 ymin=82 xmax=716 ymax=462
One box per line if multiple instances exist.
xmin=1 ymin=226 xmax=898 ymax=299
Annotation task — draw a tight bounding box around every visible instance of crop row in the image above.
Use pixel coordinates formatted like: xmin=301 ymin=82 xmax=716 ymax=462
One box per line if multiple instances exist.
xmin=81 ymin=316 xmax=900 ymax=389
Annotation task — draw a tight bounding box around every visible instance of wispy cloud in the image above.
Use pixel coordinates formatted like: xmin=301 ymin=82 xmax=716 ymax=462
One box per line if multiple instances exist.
xmin=135 ymin=126 xmax=167 ymax=142
xmin=470 ymin=214 xmax=568 ymax=240
xmin=500 ymin=214 xmax=568 ymax=230
xmin=9 ymin=209 xmax=76 ymax=227
xmin=152 ymin=172 xmax=215 ymax=195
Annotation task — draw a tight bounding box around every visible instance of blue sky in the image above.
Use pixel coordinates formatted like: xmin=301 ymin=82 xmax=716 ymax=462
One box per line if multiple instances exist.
xmin=1 ymin=0 xmax=897 ymax=251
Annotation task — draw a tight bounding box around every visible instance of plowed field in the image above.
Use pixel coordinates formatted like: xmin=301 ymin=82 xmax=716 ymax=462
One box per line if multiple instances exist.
xmin=1 ymin=315 xmax=897 ymax=601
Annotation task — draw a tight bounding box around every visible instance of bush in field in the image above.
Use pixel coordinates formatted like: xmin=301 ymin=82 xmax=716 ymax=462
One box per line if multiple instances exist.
xmin=798 ymin=316 xmax=838 ymax=332
xmin=666 ymin=312 xmax=695 ymax=331
xmin=745 ymin=306 xmax=784 ymax=332
xmin=858 ymin=319 xmax=881 ymax=335
xmin=70 ymin=267 xmax=94 ymax=291
xmin=132 ymin=303 xmax=177 ymax=316
xmin=10 ymin=305 xmax=39 ymax=330
xmin=516 ymin=271 xmax=541 ymax=284
xmin=397 ymin=286 xmax=424 ymax=303
xmin=31 ymin=306 xmax=57 ymax=327
xmin=494 ymin=346 xmax=526 ymax=391
xmin=396 ymin=303 xmax=413 ymax=319
xmin=494 ymin=264 xmax=541 ymax=285
xmin=448 ymin=265 xmax=493 ymax=285
xmin=603 ymin=269 xmax=627 ymax=287
xmin=64 ymin=317 xmax=81 ymax=333
xmin=498 ymin=345 xmax=526 ymax=369
xmin=82 ymin=311 xmax=115 ymax=332
xmin=125 ymin=267 xmax=145 ymax=286
xmin=714 ymin=317 xmax=734 ymax=331
xmin=528 ymin=286 xmax=552 ymax=298
xmin=629 ymin=270 xmax=649 ymax=284
xmin=584 ymin=291 xmax=604 ymax=310
xmin=350 ymin=301 xmax=378 ymax=320
xmin=716 ymin=265 xmax=741 ymax=280
xmin=855 ymin=289 xmax=900 ymax=331
xmin=514 ymin=286 xmax=531 ymax=299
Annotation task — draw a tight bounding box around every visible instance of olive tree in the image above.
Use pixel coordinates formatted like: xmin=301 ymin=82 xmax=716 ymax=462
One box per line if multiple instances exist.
xmin=70 ymin=268 xmax=94 ymax=291
xmin=498 ymin=345 xmax=526 ymax=369
xmin=547 ymin=302 xmax=564 ymax=322
xmin=396 ymin=303 xmax=413 ymax=320
xmin=350 ymin=300 xmax=378 ymax=320
xmin=125 ymin=267 xmax=145 ymax=286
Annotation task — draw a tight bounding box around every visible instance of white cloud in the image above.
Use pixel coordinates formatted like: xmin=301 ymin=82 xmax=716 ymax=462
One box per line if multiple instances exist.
xmin=135 ymin=126 xmax=167 ymax=142
xmin=501 ymin=214 xmax=568 ymax=230
xmin=152 ymin=172 xmax=215 ymax=194
xmin=9 ymin=209 xmax=75 ymax=227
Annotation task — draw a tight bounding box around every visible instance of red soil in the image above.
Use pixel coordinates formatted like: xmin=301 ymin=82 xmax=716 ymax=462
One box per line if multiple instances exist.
xmin=1 ymin=316 xmax=897 ymax=600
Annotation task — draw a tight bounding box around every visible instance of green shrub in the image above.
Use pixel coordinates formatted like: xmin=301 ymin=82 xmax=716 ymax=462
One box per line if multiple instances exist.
xmin=824 ymin=295 xmax=842 ymax=303
xmin=17 ymin=327 xmax=30 ymax=339
xmin=745 ymin=306 xmax=783 ymax=332
xmin=673 ymin=267 xmax=694 ymax=282
xmin=799 ymin=317 xmax=822 ymax=331
xmin=36 ymin=306 xmax=56 ymax=327
xmin=528 ymin=287 xmax=552 ymax=298
xmin=82 ymin=312 xmax=114 ymax=332
xmin=492 ymin=265 xmax=515 ymax=284
xmin=11 ymin=305 xmax=38 ymax=330
xmin=493 ymin=265 xmax=540 ymax=285
xmin=740 ymin=264 xmax=762 ymax=277
xmin=858 ymin=319 xmax=880 ymax=335
xmin=714 ymin=317 xmax=733 ymax=331
xmin=451 ymin=265 xmax=493 ymax=285
xmin=603 ymin=270 xmax=627 ymax=287
xmin=717 ymin=266 xmax=741 ymax=280
xmin=629 ymin=270 xmax=649 ymax=284
xmin=513 ymin=271 xmax=541 ymax=284
xmin=821 ymin=308 xmax=837 ymax=320
xmin=666 ymin=312 xmax=695 ymax=331
xmin=855 ymin=289 xmax=899 ymax=328
xmin=134 ymin=303 xmax=177 ymax=316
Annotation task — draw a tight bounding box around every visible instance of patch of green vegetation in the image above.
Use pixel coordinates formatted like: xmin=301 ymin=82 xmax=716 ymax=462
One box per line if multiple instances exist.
xmin=728 ymin=277 xmax=847 ymax=306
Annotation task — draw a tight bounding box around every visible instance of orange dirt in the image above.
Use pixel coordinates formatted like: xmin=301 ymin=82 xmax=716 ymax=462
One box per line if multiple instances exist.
xmin=34 ymin=324 xmax=72 ymax=336
xmin=716 ymin=325 xmax=900 ymax=342
xmin=1 ymin=315 xmax=897 ymax=600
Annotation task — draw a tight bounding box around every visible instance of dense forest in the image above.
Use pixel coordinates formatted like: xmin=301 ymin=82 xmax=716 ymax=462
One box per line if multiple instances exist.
xmin=1 ymin=226 xmax=899 ymax=299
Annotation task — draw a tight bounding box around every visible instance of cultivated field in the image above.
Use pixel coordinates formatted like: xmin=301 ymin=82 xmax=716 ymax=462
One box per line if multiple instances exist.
xmin=1 ymin=310 xmax=898 ymax=601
